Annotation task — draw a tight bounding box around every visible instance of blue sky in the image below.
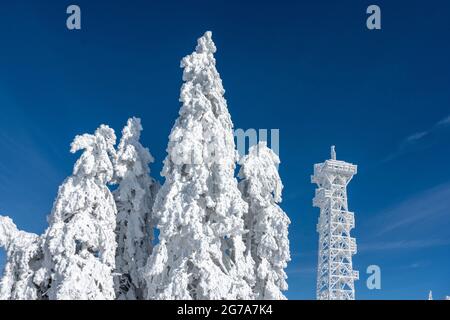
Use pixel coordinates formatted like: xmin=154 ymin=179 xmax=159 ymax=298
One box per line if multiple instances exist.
xmin=0 ymin=0 xmax=450 ymax=300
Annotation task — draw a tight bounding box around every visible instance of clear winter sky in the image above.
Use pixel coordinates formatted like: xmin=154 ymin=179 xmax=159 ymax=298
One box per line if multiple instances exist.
xmin=0 ymin=0 xmax=449 ymax=300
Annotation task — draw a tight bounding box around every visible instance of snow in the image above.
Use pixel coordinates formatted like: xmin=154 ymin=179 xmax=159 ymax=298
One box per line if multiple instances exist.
xmin=145 ymin=31 xmax=254 ymax=300
xmin=39 ymin=125 xmax=118 ymax=300
xmin=0 ymin=216 xmax=43 ymax=300
xmin=113 ymin=117 xmax=159 ymax=300
xmin=0 ymin=31 xmax=292 ymax=300
xmin=238 ymin=142 xmax=290 ymax=299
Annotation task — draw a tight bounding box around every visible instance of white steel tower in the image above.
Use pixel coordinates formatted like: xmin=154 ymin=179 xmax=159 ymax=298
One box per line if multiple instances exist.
xmin=311 ymin=146 xmax=359 ymax=300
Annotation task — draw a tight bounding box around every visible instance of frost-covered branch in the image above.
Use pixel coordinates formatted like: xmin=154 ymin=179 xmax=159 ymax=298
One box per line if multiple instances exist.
xmin=238 ymin=142 xmax=291 ymax=300
xmin=40 ymin=125 xmax=118 ymax=300
xmin=0 ymin=216 xmax=43 ymax=300
xmin=0 ymin=216 xmax=17 ymax=249
xmin=113 ymin=117 xmax=159 ymax=300
xmin=145 ymin=31 xmax=254 ymax=300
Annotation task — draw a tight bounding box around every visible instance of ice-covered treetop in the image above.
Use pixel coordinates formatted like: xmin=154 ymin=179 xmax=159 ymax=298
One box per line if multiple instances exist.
xmin=180 ymin=31 xmax=226 ymax=115
xmin=0 ymin=216 xmax=17 ymax=248
xmin=70 ymin=124 xmax=116 ymax=184
xmin=195 ymin=31 xmax=216 ymax=54
xmin=121 ymin=117 xmax=143 ymax=144
xmin=0 ymin=216 xmax=38 ymax=249
xmin=115 ymin=117 xmax=154 ymax=179
xmin=239 ymin=142 xmax=283 ymax=203
xmin=164 ymin=31 xmax=236 ymax=170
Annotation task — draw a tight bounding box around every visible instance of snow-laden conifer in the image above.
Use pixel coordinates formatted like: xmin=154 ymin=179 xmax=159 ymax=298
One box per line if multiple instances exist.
xmin=0 ymin=216 xmax=43 ymax=300
xmin=40 ymin=125 xmax=118 ymax=300
xmin=145 ymin=31 xmax=254 ymax=300
xmin=238 ymin=142 xmax=290 ymax=300
xmin=113 ymin=117 xmax=159 ymax=300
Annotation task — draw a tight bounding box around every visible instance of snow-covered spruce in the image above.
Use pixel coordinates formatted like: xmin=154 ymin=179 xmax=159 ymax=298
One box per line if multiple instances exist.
xmin=113 ymin=117 xmax=159 ymax=300
xmin=39 ymin=125 xmax=118 ymax=300
xmin=145 ymin=31 xmax=254 ymax=300
xmin=238 ymin=142 xmax=291 ymax=300
xmin=0 ymin=216 xmax=43 ymax=300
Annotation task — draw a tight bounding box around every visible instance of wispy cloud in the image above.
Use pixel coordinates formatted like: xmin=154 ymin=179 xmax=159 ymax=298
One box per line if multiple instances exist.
xmin=405 ymin=114 xmax=450 ymax=143
xmin=360 ymin=182 xmax=450 ymax=253
xmin=405 ymin=131 xmax=427 ymax=143
xmin=405 ymin=261 xmax=430 ymax=269
xmin=359 ymin=238 xmax=450 ymax=252
xmin=384 ymin=114 xmax=450 ymax=162
xmin=408 ymin=262 xmax=421 ymax=269
xmin=436 ymin=115 xmax=450 ymax=127
xmin=374 ymin=182 xmax=450 ymax=236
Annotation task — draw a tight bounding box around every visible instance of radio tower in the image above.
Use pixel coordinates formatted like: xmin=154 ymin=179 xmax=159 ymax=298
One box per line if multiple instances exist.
xmin=311 ymin=146 xmax=359 ymax=300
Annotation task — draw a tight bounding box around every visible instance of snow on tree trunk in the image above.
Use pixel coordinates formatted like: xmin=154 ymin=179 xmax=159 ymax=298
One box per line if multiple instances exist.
xmin=238 ymin=142 xmax=291 ymax=300
xmin=39 ymin=125 xmax=118 ymax=300
xmin=113 ymin=117 xmax=159 ymax=300
xmin=0 ymin=216 xmax=43 ymax=300
xmin=145 ymin=31 xmax=254 ymax=300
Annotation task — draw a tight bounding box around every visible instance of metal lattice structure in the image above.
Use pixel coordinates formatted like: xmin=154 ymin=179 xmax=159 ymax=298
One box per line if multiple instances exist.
xmin=311 ymin=146 xmax=359 ymax=300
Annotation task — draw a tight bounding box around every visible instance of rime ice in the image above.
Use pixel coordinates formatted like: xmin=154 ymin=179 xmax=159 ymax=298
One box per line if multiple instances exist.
xmin=39 ymin=125 xmax=118 ymax=300
xmin=312 ymin=146 xmax=358 ymax=300
xmin=0 ymin=216 xmax=43 ymax=300
xmin=238 ymin=142 xmax=290 ymax=299
xmin=144 ymin=31 xmax=254 ymax=300
xmin=113 ymin=118 xmax=159 ymax=300
xmin=0 ymin=31 xmax=292 ymax=301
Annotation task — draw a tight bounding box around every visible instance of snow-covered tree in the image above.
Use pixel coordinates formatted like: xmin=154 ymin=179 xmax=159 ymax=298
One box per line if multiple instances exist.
xmin=0 ymin=216 xmax=43 ymax=300
xmin=145 ymin=31 xmax=254 ymax=300
xmin=113 ymin=117 xmax=159 ymax=300
xmin=39 ymin=125 xmax=118 ymax=300
xmin=238 ymin=142 xmax=291 ymax=300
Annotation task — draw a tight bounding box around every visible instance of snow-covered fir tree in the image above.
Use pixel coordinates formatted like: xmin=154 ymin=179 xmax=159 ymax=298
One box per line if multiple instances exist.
xmin=0 ymin=216 xmax=43 ymax=300
xmin=145 ymin=31 xmax=254 ymax=300
xmin=113 ymin=117 xmax=159 ymax=300
xmin=238 ymin=142 xmax=291 ymax=300
xmin=39 ymin=125 xmax=118 ymax=300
